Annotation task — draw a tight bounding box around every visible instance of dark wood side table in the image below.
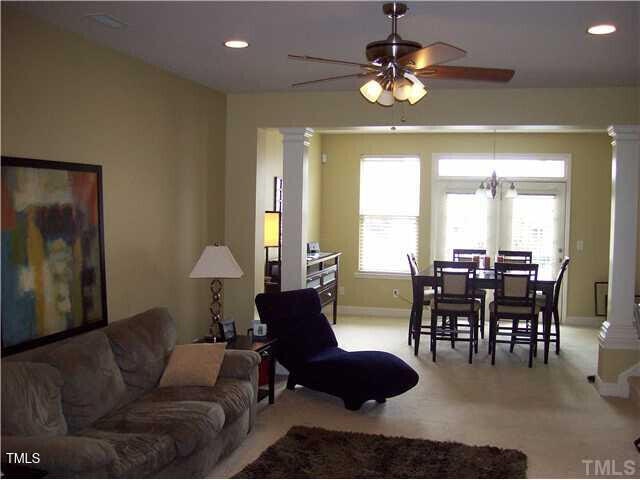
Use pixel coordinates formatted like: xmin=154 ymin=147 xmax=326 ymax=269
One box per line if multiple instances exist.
xmin=227 ymin=336 xmax=277 ymax=404
xmin=195 ymin=335 xmax=277 ymax=404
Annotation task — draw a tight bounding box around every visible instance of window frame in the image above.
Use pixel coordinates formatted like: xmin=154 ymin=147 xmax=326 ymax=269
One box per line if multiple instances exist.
xmin=357 ymin=154 xmax=421 ymax=276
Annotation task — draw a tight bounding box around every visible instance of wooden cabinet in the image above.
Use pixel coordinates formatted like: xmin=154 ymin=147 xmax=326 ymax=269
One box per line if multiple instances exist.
xmin=264 ymin=251 xmax=342 ymax=324
xmin=306 ymin=252 xmax=341 ymax=324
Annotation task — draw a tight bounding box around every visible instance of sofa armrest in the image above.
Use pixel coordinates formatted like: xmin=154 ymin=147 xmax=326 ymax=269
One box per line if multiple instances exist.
xmin=1 ymin=435 xmax=117 ymax=475
xmin=219 ymin=350 xmax=261 ymax=380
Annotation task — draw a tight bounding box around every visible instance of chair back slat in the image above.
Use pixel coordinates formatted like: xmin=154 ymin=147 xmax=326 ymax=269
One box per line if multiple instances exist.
xmin=407 ymin=253 xmax=422 ymax=304
xmin=498 ymin=250 xmax=532 ymax=264
xmin=453 ymin=248 xmax=487 ymax=262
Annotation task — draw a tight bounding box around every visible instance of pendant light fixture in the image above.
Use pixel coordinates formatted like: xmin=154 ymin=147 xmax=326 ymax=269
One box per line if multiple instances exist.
xmin=475 ymin=130 xmax=518 ymax=200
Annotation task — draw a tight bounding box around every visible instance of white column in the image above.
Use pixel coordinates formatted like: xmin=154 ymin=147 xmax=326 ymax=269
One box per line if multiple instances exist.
xmin=280 ymin=128 xmax=313 ymax=291
xmin=600 ymin=125 xmax=640 ymax=350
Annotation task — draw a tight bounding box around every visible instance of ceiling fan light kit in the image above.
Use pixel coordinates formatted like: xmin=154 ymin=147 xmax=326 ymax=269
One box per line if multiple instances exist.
xmin=289 ymin=2 xmax=515 ymax=107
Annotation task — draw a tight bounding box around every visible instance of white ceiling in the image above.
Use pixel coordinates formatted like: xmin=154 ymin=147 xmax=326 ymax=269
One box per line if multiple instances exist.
xmin=15 ymin=1 xmax=640 ymax=93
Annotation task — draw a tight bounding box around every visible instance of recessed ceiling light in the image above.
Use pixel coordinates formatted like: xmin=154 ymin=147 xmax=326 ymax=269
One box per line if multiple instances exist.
xmin=224 ymin=40 xmax=249 ymax=49
xmin=587 ymin=24 xmax=616 ymax=35
xmin=86 ymin=13 xmax=126 ymax=29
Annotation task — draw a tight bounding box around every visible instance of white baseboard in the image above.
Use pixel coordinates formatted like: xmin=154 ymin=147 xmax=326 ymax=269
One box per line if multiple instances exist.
xmin=595 ymin=362 xmax=640 ymax=398
xmin=565 ymin=316 xmax=604 ymax=327
xmin=338 ymin=305 xmax=411 ymax=318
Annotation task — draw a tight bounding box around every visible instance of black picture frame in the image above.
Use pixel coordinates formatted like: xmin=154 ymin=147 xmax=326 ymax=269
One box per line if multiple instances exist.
xmin=218 ymin=318 xmax=237 ymax=342
xmin=1 ymin=156 xmax=108 ymax=356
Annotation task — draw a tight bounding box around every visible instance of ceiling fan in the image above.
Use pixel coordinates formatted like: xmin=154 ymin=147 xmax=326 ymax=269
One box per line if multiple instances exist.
xmin=288 ymin=2 xmax=515 ymax=106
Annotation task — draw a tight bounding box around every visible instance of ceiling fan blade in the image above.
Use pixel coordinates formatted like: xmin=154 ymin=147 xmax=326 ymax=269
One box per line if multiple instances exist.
xmin=288 ymin=54 xmax=377 ymax=69
xmin=398 ymin=42 xmax=467 ymax=69
xmin=416 ymin=65 xmax=515 ymax=82
xmin=292 ymin=73 xmax=369 ymax=88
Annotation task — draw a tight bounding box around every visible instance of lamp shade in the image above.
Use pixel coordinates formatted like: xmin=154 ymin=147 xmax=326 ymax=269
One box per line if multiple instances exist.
xmin=264 ymin=211 xmax=280 ymax=247
xmin=189 ymin=245 xmax=243 ymax=279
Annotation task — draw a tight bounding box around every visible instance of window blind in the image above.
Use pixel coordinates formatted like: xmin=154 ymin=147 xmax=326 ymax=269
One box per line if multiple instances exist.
xmin=358 ymin=157 xmax=420 ymax=273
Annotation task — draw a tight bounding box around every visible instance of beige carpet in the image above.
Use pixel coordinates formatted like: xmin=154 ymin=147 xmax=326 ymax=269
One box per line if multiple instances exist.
xmin=210 ymin=316 xmax=639 ymax=478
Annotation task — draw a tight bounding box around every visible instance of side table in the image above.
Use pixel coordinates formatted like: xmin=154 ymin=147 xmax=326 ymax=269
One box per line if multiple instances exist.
xmin=194 ymin=335 xmax=277 ymax=404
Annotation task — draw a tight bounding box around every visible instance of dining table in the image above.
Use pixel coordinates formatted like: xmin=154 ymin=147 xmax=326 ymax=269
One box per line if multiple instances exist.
xmin=412 ymin=265 xmax=557 ymax=363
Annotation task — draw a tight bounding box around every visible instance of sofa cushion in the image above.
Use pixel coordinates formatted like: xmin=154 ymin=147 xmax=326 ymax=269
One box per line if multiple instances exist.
xmin=140 ymin=378 xmax=253 ymax=426
xmin=43 ymin=330 xmax=127 ymax=432
xmin=159 ymin=343 xmax=226 ymax=388
xmin=80 ymin=429 xmax=176 ymax=477
xmin=93 ymin=400 xmax=224 ymax=457
xmin=103 ymin=307 xmax=177 ymax=404
xmin=1 ymin=362 xmax=67 ymax=436
xmin=1 ymin=434 xmax=118 ymax=475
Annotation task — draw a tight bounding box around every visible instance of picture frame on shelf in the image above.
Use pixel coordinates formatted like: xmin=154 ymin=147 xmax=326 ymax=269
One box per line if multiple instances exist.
xmin=218 ymin=318 xmax=237 ymax=342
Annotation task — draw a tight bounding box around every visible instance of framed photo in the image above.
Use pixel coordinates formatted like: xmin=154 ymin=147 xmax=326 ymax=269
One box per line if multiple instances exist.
xmin=1 ymin=157 xmax=108 ymax=356
xmin=594 ymin=281 xmax=608 ymax=317
xmin=218 ymin=318 xmax=237 ymax=342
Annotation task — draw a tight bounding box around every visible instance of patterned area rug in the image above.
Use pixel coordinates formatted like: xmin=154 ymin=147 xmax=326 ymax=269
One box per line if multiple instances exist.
xmin=234 ymin=426 xmax=527 ymax=478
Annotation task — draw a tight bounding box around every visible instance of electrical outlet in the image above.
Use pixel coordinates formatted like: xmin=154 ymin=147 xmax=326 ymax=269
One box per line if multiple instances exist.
xmin=338 ymin=286 xmax=345 ymax=296
xmin=392 ymin=288 xmax=399 ymax=298
xmin=577 ymin=240 xmax=584 ymax=252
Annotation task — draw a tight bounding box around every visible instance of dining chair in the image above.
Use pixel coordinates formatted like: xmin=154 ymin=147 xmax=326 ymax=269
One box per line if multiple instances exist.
xmin=452 ymin=248 xmax=488 ymax=339
xmin=489 ymin=262 xmax=541 ymax=368
xmin=407 ymin=254 xmax=435 ymax=346
xmin=498 ymin=250 xmax=533 ymax=263
xmin=429 ymin=261 xmax=480 ymax=364
xmin=536 ymin=257 xmax=570 ymax=355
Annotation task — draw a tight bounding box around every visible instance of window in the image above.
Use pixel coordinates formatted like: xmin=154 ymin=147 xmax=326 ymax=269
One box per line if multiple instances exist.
xmin=438 ymin=156 xmax=566 ymax=179
xmin=443 ymin=193 xmax=488 ymax=261
xmin=359 ymin=156 xmax=420 ymax=273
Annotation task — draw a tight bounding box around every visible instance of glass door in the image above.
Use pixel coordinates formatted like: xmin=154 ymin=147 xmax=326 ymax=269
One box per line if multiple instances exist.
xmin=499 ymin=182 xmax=566 ymax=279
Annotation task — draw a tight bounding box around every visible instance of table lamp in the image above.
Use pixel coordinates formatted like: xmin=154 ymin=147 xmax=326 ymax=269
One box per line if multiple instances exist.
xmin=264 ymin=211 xmax=281 ymax=275
xmin=190 ymin=245 xmax=243 ymax=340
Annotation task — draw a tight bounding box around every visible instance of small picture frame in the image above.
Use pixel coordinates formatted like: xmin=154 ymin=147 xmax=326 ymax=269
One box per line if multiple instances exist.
xmin=218 ymin=319 xmax=237 ymax=342
xmin=594 ymin=282 xmax=608 ymax=317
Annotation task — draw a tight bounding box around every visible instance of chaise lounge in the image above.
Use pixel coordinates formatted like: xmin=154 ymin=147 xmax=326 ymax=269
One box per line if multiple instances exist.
xmin=255 ymin=288 xmax=419 ymax=410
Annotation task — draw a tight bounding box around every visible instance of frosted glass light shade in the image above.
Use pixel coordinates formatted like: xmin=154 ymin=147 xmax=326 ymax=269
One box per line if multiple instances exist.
xmin=408 ymin=84 xmax=428 ymax=105
xmin=360 ymin=79 xmax=383 ymax=103
xmin=377 ymin=89 xmax=395 ymax=106
xmin=504 ymin=182 xmax=518 ymax=199
xmin=264 ymin=211 xmax=280 ymax=247
xmin=393 ymin=79 xmax=412 ymax=101
xmin=190 ymin=245 xmax=243 ymax=279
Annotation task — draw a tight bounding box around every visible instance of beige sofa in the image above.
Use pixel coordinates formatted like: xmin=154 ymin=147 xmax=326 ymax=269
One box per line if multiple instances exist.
xmin=1 ymin=308 xmax=260 ymax=478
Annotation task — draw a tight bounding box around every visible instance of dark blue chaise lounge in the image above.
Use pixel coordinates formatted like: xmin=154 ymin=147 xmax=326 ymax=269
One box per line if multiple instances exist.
xmin=255 ymin=288 xmax=419 ymax=410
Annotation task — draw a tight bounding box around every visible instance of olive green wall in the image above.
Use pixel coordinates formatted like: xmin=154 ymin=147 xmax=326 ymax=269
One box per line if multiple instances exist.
xmin=319 ymin=132 xmax=612 ymax=319
xmin=1 ymin=7 xmax=227 ymax=343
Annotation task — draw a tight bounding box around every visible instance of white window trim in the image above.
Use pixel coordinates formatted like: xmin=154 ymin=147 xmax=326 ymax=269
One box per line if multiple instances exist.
xmin=433 ymin=153 xmax=571 ymax=182
xmin=358 ymin=154 xmax=421 ymax=275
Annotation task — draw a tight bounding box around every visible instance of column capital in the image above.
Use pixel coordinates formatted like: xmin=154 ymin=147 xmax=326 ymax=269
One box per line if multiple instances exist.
xmin=280 ymin=128 xmax=314 ymax=147
xmin=608 ymin=125 xmax=640 ymax=142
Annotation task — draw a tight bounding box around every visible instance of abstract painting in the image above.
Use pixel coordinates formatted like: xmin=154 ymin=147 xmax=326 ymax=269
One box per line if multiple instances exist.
xmin=2 ymin=157 xmax=107 ymax=355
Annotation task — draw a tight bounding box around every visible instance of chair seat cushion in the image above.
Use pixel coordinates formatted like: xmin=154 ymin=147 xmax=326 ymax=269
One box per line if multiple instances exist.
xmin=139 ymin=378 xmax=253 ymax=427
xmin=490 ymin=301 xmax=541 ymax=315
xmin=430 ymin=299 xmax=481 ymax=312
xmin=295 ymin=347 xmax=418 ymax=402
xmin=93 ymin=400 xmax=224 ymax=457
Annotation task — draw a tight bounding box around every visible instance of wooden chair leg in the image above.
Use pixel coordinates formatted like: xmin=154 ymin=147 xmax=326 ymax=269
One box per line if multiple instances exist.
xmin=451 ymin=316 xmax=456 ymax=349
xmin=408 ymin=304 xmax=416 ymax=346
xmin=554 ymin=306 xmax=560 ymax=354
xmin=474 ymin=313 xmax=479 ymax=354
xmin=510 ymin=319 xmax=518 ymax=352
xmin=528 ymin=317 xmax=537 ymax=368
xmin=480 ymin=295 xmax=486 ymax=339
xmin=491 ymin=316 xmax=497 ymax=365
xmin=488 ymin=313 xmax=494 ymax=354
xmin=431 ymin=312 xmax=437 ymax=362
